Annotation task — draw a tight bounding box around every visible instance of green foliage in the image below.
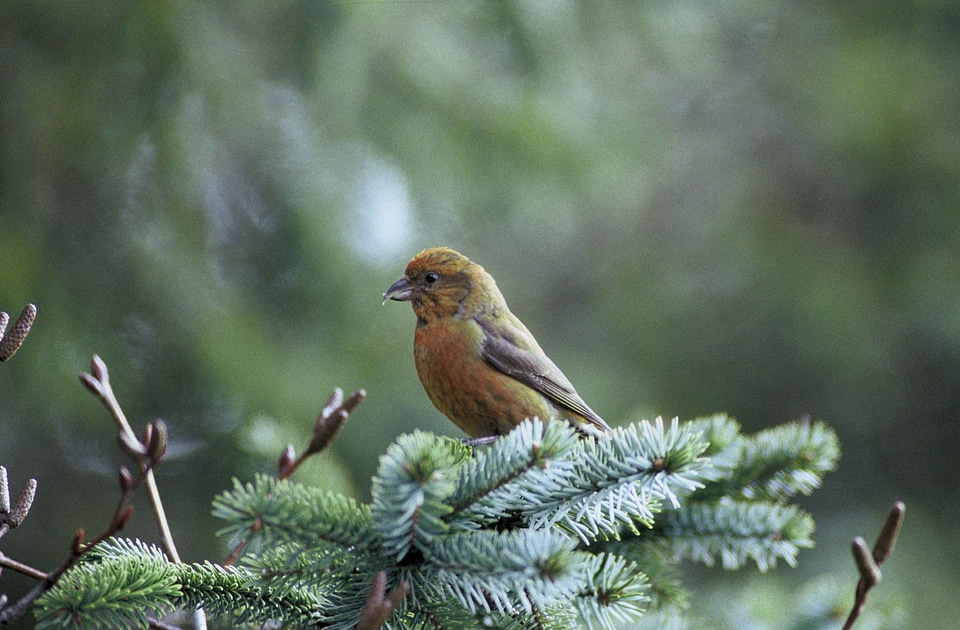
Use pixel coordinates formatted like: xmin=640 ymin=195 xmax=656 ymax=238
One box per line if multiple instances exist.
xmin=33 ymin=414 xmax=840 ymax=629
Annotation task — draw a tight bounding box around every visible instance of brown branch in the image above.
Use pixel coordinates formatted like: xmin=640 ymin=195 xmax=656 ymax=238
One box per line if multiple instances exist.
xmin=355 ymin=571 xmax=409 ymax=630
xmin=841 ymin=501 xmax=905 ymax=630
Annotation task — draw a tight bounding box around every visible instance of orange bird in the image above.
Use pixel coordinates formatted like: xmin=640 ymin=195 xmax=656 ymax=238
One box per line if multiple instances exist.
xmin=384 ymin=247 xmax=610 ymax=441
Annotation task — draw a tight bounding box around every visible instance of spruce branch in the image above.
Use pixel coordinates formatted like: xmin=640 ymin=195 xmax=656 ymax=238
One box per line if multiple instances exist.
xmin=410 ymin=529 xmax=582 ymax=616
xmin=842 ymin=501 xmax=905 ymax=630
xmin=36 ymin=539 xmax=324 ymax=630
xmin=213 ymin=474 xmax=374 ymax=569
xmin=658 ymin=499 xmax=815 ymax=571
xmin=370 ymin=432 xmax=472 ymax=561
xmin=0 ymin=303 xmax=37 ymax=362
xmin=690 ymin=416 xmax=840 ymax=503
xmin=523 ymin=418 xmax=710 ymax=542
xmin=447 ymin=419 xmax=579 ymax=527
xmin=573 ymin=552 xmax=649 ymax=630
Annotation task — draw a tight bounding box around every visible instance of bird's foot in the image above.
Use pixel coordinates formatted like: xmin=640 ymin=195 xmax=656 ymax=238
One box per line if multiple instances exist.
xmin=458 ymin=435 xmax=500 ymax=448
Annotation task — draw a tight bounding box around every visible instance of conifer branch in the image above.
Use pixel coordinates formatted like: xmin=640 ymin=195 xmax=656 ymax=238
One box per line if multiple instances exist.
xmin=447 ymin=419 xmax=579 ymax=526
xmin=657 ymin=499 xmax=815 ymax=571
xmin=14 ymin=406 xmax=843 ymax=629
xmin=690 ymin=417 xmax=840 ymax=503
xmin=524 ymin=418 xmax=710 ymax=542
xmin=370 ymin=432 xmax=470 ymax=561
xmin=213 ymin=474 xmax=374 ymax=570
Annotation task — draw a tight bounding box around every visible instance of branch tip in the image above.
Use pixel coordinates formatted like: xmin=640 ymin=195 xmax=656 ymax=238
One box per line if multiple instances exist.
xmin=278 ymin=444 xmax=296 ymax=475
xmin=71 ymin=529 xmax=85 ymax=555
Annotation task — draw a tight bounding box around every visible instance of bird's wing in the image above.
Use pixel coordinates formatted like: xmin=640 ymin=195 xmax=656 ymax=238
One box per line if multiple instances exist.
xmin=477 ymin=317 xmax=611 ymax=432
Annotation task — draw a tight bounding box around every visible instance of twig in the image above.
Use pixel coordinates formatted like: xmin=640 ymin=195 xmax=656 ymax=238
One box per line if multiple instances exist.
xmin=841 ymin=501 xmax=905 ymax=630
xmin=355 ymin=571 xmax=409 ymax=630
xmin=224 ymin=388 xmax=364 ymax=566
xmin=0 ymin=304 xmax=37 ymax=362
xmin=79 ymin=356 xmax=206 ymax=630
xmin=278 ymin=388 xmax=366 ymax=480
xmin=80 ymin=356 xmax=178 ymax=562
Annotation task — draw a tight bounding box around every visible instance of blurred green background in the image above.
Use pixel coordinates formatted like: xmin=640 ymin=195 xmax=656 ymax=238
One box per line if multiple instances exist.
xmin=1 ymin=1 xmax=957 ymax=626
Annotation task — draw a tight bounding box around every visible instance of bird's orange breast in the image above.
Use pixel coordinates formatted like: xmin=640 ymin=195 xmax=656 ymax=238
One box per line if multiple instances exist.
xmin=413 ymin=318 xmax=552 ymax=437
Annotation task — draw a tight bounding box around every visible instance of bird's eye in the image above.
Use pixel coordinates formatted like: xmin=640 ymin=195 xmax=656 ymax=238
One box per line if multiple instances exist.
xmin=424 ymin=272 xmax=439 ymax=284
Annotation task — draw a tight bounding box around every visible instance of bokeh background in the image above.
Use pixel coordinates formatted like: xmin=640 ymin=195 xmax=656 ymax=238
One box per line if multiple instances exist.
xmin=1 ymin=1 xmax=957 ymax=627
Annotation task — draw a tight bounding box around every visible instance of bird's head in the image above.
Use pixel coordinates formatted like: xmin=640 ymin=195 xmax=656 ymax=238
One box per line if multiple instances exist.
xmin=384 ymin=247 xmax=501 ymax=320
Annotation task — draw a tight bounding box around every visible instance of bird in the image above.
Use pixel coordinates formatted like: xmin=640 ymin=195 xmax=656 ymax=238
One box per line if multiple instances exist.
xmin=384 ymin=247 xmax=610 ymax=442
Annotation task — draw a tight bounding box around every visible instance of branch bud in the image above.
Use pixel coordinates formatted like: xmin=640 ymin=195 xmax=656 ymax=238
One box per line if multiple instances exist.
xmin=147 ymin=419 xmax=168 ymax=462
xmin=852 ymin=536 xmax=882 ymax=587
xmin=79 ymin=372 xmax=104 ymax=397
xmin=278 ymin=444 xmax=295 ymax=475
xmin=118 ymin=466 xmax=134 ymax=493
xmin=318 ymin=387 xmax=345 ymax=423
xmin=9 ymin=478 xmax=37 ymax=527
xmin=72 ymin=529 xmax=86 ymax=555
xmin=872 ymin=501 xmax=904 ymax=565
xmin=118 ymin=430 xmax=147 ymax=458
xmin=90 ymin=354 xmax=108 ymax=384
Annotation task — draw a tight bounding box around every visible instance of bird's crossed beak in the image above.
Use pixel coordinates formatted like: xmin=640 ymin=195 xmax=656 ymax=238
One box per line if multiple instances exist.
xmin=383 ymin=277 xmax=415 ymax=304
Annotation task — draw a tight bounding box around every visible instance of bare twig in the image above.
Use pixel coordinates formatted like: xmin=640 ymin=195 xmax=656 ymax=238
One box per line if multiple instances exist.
xmin=0 ymin=551 xmax=47 ymax=580
xmin=0 ymin=304 xmax=37 ymax=362
xmin=78 ymin=355 xmax=206 ymax=630
xmin=80 ymin=356 xmax=178 ymax=562
xmin=841 ymin=501 xmax=905 ymax=630
xmin=278 ymin=388 xmax=366 ymax=481
xmin=355 ymin=571 xmax=409 ymax=630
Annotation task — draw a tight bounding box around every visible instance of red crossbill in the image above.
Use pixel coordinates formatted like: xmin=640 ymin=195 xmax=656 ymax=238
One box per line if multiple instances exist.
xmin=384 ymin=247 xmax=610 ymax=440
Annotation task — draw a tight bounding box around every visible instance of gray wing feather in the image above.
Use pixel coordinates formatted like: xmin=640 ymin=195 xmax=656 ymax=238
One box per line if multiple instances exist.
xmin=478 ymin=319 xmax=610 ymax=432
